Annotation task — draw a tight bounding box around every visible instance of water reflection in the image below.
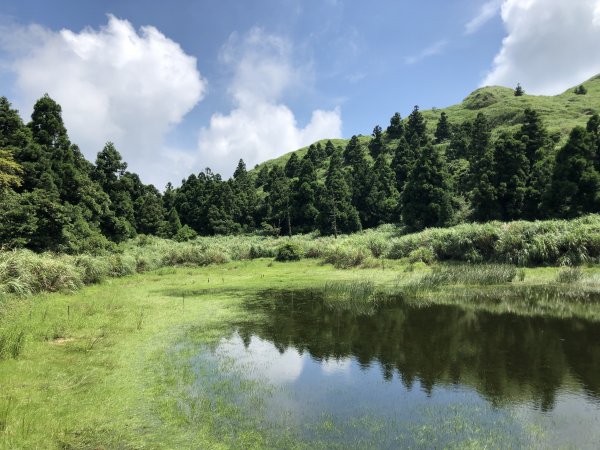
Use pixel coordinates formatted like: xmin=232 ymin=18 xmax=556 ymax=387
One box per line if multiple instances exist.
xmin=234 ymin=290 xmax=600 ymax=412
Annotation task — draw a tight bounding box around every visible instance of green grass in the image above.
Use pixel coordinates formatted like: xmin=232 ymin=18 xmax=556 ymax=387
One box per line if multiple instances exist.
xmin=1 ymin=259 xmax=600 ymax=447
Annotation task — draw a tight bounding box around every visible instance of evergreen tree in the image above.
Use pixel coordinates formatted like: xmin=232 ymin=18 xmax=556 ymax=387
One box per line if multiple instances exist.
xmin=264 ymin=166 xmax=292 ymax=236
xmin=574 ymin=85 xmax=587 ymax=95
xmin=447 ymin=121 xmax=472 ymax=160
xmin=517 ymin=108 xmax=552 ymax=218
xmin=318 ymin=148 xmax=361 ymax=236
xmin=345 ymin=141 xmax=376 ymax=227
xmin=284 ymin=153 xmax=300 ymax=178
xmin=545 ymin=127 xmax=600 ymax=217
xmin=494 ymin=133 xmax=528 ymax=221
xmin=406 ymin=106 xmax=427 ymax=148
xmin=391 ymin=137 xmax=415 ymax=192
xmin=368 ymin=153 xmax=399 ymax=225
xmin=514 ymin=83 xmax=524 ymax=96
xmin=368 ymin=125 xmax=384 ymax=159
xmin=292 ymin=158 xmax=320 ymax=231
xmin=386 ymin=112 xmax=404 ymax=140
xmin=159 ymin=207 xmax=182 ymax=238
xmin=401 ymin=144 xmax=453 ymax=230
xmin=434 ymin=112 xmax=451 ymax=144
xmin=324 ymin=140 xmax=336 ymax=157
xmin=232 ymin=158 xmax=258 ymax=229
xmin=343 ymin=135 xmax=363 ymax=166
xmin=255 ymin=165 xmax=269 ymax=188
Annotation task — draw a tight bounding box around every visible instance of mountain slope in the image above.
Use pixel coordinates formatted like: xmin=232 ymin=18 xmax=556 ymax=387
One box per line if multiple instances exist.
xmin=252 ymin=74 xmax=600 ymax=172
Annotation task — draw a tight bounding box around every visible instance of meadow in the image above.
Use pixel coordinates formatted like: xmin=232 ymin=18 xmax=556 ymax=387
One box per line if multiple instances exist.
xmin=1 ymin=215 xmax=600 ymax=448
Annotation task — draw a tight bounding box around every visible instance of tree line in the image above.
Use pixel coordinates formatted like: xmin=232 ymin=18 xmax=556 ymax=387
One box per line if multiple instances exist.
xmin=1 ymin=94 xmax=599 ymax=252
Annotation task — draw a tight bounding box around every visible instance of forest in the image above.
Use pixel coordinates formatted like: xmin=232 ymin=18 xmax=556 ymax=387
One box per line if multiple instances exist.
xmin=1 ymin=86 xmax=600 ymax=254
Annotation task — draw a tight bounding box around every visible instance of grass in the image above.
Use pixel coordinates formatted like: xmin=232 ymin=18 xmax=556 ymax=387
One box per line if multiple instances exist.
xmin=0 ymin=259 xmax=599 ymax=447
xmin=2 ymin=215 xmax=598 ymax=303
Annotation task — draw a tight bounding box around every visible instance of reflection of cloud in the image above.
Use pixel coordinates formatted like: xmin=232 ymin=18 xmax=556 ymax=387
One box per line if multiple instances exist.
xmin=218 ymin=333 xmax=306 ymax=384
xmin=321 ymin=357 xmax=352 ymax=375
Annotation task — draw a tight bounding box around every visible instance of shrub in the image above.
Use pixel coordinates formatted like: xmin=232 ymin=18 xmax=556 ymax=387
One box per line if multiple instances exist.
xmin=408 ymin=247 xmax=436 ymax=264
xmin=275 ymin=242 xmax=303 ymax=262
xmin=556 ymin=266 xmax=583 ymax=284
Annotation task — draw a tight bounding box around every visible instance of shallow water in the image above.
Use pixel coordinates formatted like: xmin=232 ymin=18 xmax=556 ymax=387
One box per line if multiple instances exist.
xmin=184 ymin=289 xmax=600 ymax=448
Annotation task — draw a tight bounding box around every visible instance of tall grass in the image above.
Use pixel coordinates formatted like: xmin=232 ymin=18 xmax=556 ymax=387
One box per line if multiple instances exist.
xmin=407 ymin=264 xmax=517 ymax=291
xmin=0 ymin=215 xmax=598 ymax=299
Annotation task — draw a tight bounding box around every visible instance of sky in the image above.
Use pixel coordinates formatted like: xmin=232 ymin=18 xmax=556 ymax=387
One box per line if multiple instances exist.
xmin=1 ymin=0 xmax=600 ymax=188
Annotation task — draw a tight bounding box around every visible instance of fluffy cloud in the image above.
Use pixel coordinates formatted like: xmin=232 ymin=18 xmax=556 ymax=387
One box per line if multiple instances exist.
xmin=198 ymin=28 xmax=342 ymax=175
xmin=0 ymin=15 xmax=205 ymax=188
xmin=483 ymin=0 xmax=600 ymax=94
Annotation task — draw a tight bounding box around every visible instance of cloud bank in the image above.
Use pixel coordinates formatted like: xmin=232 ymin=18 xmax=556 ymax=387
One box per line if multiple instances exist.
xmin=197 ymin=27 xmax=342 ymax=175
xmin=0 ymin=15 xmax=205 ymax=188
xmin=483 ymin=0 xmax=600 ymax=94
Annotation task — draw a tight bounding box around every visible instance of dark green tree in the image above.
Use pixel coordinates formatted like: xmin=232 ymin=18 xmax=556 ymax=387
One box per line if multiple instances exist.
xmin=318 ymin=148 xmax=361 ymax=236
xmin=391 ymin=137 xmax=415 ymax=192
xmin=514 ymin=83 xmax=524 ymax=96
xmin=368 ymin=125 xmax=384 ymax=159
xmin=284 ymin=152 xmax=300 ymax=178
xmin=292 ymin=157 xmax=320 ymax=232
xmin=406 ymin=106 xmax=427 ymax=148
xmin=545 ymin=127 xmax=600 ymax=217
xmin=386 ymin=112 xmax=404 ymax=140
xmin=434 ymin=112 xmax=451 ymax=144
xmin=494 ymin=133 xmax=528 ymax=221
xmin=368 ymin=153 xmax=399 ymax=225
xmin=401 ymin=144 xmax=453 ymax=230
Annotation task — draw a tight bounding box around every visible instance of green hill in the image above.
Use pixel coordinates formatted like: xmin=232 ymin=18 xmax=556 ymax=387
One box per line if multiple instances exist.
xmin=252 ymin=74 xmax=600 ymax=173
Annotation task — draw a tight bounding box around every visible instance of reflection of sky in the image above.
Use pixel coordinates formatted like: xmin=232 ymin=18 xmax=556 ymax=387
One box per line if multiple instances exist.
xmin=212 ymin=332 xmax=600 ymax=448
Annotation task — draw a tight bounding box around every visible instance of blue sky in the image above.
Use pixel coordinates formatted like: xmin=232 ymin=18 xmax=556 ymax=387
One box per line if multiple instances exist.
xmin=1 ymin=0 xmax=599 ymax=187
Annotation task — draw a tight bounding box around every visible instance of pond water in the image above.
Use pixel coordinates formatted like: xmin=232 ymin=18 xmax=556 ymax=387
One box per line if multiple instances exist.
xmin=182 ymin=290 xmax=600 ymax=448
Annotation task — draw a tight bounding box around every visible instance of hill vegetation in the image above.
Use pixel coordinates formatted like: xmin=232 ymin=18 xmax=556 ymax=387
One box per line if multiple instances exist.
xmin=1 ymin=75 xmax=600 ymax=251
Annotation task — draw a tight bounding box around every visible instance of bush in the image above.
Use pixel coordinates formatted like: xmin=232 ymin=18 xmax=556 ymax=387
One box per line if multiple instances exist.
xmin=556 ymin=266 xmax=583 ymax=284
xmin=408 ymin=247 xmax=436 ymax=264
xmin=275 ymin=242 xmax=303 ymax=262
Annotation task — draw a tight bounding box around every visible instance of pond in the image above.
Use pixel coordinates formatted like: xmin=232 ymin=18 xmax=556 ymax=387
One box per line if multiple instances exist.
xmin=175 ymin=289 xmax=600 ymax=448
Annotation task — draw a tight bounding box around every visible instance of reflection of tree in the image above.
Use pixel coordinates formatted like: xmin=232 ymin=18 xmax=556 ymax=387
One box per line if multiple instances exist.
xmin=236 ymin=290 xmax=600 ymax=411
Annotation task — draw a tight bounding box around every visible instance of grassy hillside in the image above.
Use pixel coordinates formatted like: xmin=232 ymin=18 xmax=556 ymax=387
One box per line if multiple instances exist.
xmin=252 ymin=74 xmax=600 ymax=173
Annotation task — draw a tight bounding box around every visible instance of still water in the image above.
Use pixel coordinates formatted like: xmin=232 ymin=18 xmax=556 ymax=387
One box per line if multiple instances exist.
xmin=183 ymin=290 xmax=600 ymax=448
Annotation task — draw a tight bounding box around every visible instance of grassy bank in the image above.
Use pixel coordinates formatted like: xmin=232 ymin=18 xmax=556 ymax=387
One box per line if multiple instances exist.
xmin=1 ymin=215 xmax=599 ymax=300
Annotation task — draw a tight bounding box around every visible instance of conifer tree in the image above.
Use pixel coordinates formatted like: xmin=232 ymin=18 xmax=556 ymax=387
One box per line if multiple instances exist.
xmin=391 ymin=137 xmax=415 ymax=192
xmin=494 ymin=133 xmax=528 ymax=221
xmin=343 ymin=135 xmax=363 ymax=166
xmin=406 ymin=106 xmax=427 ymax=148
xmin=368 ymin=125 xmax=384 ymax=159
xmin=434 ymin=112 xmax=451 ymax=144
xmin=386 ymin=112 xmax=404 ymax=140
xmin=401 ymin=144 xmax=453 ymax=230
xmin=324 ymin=139 xmax=336 ymax=157
xmin=545 ymin=127 xmax=600 ymax=217
xmin=369 ymin=153 xmax=399 ymax=225
xmin=292 ymin=157 xmax=320 ymax=231
xmin=468 ymin=113 xmax=498 ymax=221
xmin=284 ymin=152 xmax=300 ymax=178
xmin=318 ymin=148 xmax=361 ymax=236
xmin=514 ymin=83 xmax=524 ymax=96
xmin=265 ymin=166 xmax=292 ymax=236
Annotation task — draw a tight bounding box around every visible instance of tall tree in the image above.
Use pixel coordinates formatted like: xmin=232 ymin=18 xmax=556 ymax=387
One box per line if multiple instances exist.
xmin=434 ymin=112 xmax=451 ymax=144
xmin=386 ymin=112 xmax=404 ymax=140
xmin=468 ymin=113 xmax=498 ymax=221
xmin=545 ymin=127 xmax=600 ymax=217
xmin=406 ymin=106 xmax=427 ymax=148
xmin=292 ymin=157 xmax=320 ymax=231
xmin=265 ymin=166 xmax=292 ymax=236
xmin=368 ymin=153 xmax=399 ymax=225
xmin=391 ymin=137 xmax=415 ymax=193
xmin=284 ymin=152 xmax=300 ymax=178
xmin=494 ymin=133 xmax=528 ymax=221
xmin=401 ymin=144 xmax=453 ymax=230
xmin=318 ymin=148 xmax=361 ymax=236
xmin=368 ymin=125 xmax=384 ymax=159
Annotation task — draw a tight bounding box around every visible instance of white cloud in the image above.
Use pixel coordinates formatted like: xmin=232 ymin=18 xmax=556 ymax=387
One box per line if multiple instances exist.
xmin=483 ymin=0 xmax=600 ymax=94
xmin=465 ymin=0 xmax=503 ymax=34
xmin=197 ymin=27 xmax=342 ymax=175
xmin=404 ymin=40 xmax=448 ymax=65
xmin=0 ymin=15 xmax=205 ymax=188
